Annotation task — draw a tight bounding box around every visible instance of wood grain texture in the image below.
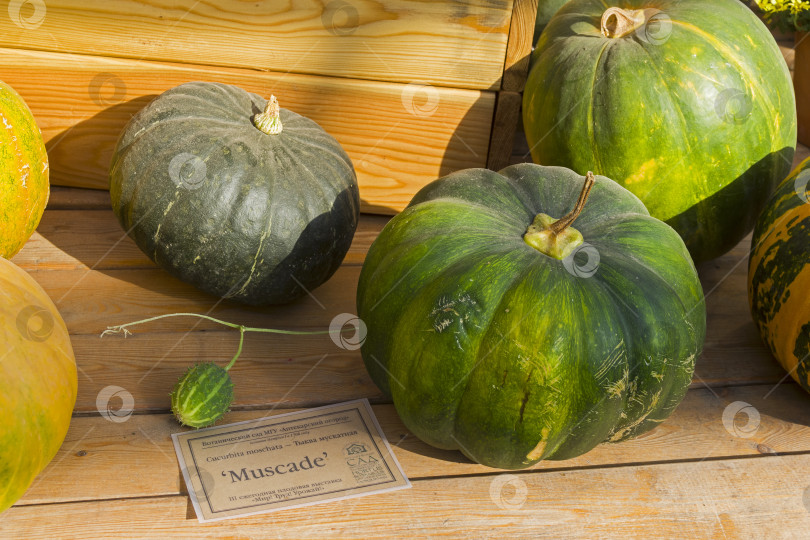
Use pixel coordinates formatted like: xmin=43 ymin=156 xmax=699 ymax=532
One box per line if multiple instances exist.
xmin=501 ymin=0 xmax=538 ymax=91
xmin=0 ymin=0 xmax=513 ymax=90
xmin=487 ymin=91 xmax=522 ymax=171
xmin=46 ymin=187 xmax=114 ymax=210
xmin=15 ymin=384 xmax=810 ymax=506
xmin=69 ymin=332 xmax=380 ymax=413
xmin=7 ymin=453 xmax=810 ymax=538
xmin=0 ymin=47 xmax=494 ymax=214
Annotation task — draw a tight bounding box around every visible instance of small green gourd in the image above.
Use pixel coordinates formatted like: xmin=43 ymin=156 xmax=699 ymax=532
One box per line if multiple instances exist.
xmin=171 ymin=363 xmax=234 ymax=428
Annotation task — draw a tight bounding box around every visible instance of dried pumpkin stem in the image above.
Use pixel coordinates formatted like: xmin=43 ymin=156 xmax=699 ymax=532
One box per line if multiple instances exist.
xmin=253 ymin=95 xmax=283 ymax=135
xmin=549 ymin=172 xmax=595 ymax=236
xmin=601 ymin=7 xmax=653 ymax=38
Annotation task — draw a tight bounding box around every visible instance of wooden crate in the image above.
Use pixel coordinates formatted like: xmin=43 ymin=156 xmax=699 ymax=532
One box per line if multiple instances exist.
xmin=0 ymin=0 xmax=537 ymax=214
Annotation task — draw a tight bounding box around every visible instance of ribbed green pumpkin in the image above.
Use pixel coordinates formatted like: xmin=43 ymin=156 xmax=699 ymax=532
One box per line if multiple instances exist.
xmin=523 ymin=0 xmax=796 ymax=263
xmin=357 ymin=164 xmax=706 ymax=469
xmin=0 ymin=80 xmax=49 ymax=259
xmin=749 ymin=157 xmax=810 ymax=393
xmin=110 ymin=82 xmax=359 ymax=305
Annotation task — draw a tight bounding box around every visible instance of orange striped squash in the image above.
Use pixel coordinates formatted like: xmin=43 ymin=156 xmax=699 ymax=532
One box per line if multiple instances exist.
xmin=0 ymin=80 xmax=49 ymax=259
xmin=749 ymin=157 xmax=810 ymax=391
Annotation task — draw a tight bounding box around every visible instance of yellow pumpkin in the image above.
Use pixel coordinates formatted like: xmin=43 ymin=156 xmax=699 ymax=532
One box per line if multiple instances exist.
xmin=749 ymin=157 xmax=810 ymax=391
xmin=0 ymin=80 xmax=49 ymax=259
xmin=0 ymin=257 xmax=76 ymax=513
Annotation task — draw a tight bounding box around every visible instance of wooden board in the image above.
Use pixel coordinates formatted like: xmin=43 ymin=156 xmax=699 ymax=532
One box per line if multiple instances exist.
xmin=6 ymin=454 xmax=810 ymax=538
xmin=501 ymin=0 xmax=538 ymax=92
xmin=487 ymin=91 xmax=522 ymax=171
xmin=0 ymin=0 xmax=513 ymax=90
xmin=15 ymin=384 xmax=810 ymax=506
xmin=0 ymin=47 xmax=493 ymax=214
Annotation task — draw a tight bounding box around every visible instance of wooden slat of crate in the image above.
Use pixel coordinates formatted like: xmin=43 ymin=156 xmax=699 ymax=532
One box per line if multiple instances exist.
xmin=15 ymin=384 xmax=810 ymax=506
xmin=7 ymin=453 xmax=810 ymax=538
xmin=0 ymin=47 xmax=493 ymax=214
xmin=501 ymin=0 xmax=538 ymax=92
xmin=0 ymin=0 xmax=513 ymax=90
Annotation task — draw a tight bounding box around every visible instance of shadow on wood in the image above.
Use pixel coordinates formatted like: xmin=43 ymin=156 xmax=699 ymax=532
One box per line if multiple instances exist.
xmin=46 ymin=95 xmax=158 ymax=190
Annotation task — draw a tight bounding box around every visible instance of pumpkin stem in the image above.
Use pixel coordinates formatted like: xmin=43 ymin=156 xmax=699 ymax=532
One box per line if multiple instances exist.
xmin=601 ymin=7 xmax=656 ymax=38
xmin=523 ymin=172 xmax=595 ymax=260
xmin=253 ymin=95 xmax=283 ymax=135
xmin=549 ymin=172 xmax=595 ymax=236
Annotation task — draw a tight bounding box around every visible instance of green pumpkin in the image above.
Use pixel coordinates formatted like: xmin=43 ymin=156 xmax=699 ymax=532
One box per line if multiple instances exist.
xmin=110 ymin=82 xmax=359 ymax=305
xmin=357 ymin=164 xmax=706 ymax=469
xmin=523 ymin=0 xmax=796 ymax=263
xmin=533 ymin=0 xmax=571 ymax=45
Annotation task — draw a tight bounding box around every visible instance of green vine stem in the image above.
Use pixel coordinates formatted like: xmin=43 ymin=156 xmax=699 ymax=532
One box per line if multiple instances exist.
xmin=101 ymin=312 xmax=338 ymax=370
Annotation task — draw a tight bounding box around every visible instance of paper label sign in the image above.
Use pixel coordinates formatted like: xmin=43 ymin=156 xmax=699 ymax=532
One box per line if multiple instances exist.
xmin=172 ymin=399 xmax=410 ymax=522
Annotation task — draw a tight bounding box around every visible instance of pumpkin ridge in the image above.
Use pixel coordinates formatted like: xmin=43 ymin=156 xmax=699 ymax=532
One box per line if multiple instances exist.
xmin=359 ymin=204 xmax=528 ymax=397
xmin=278 ymin=142 xmax=339 ymax=217
xmin=588 ymin=39 xmax=612 ymax=176
xmin=183 ymin=82 xmax=251 ymax=121
xmin=413 ymin=194 xmax=533 ymax=232
xmin=444 ymin=252 xmax=545 ymax=455
xmin=669 ymin=19 xmax=781 ymax=125
xmin=632 ymin=40 xmax=695 ymax=159
xmin=281 ymin=128 xmax=356 ymax=182
xmin=495 ymin=165 xmax=545 ymax=219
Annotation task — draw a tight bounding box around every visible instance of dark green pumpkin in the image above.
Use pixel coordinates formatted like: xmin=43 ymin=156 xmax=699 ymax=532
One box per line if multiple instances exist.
xmin=110 ymin=82 xmax=359 ymax=305
xmin=357 ymin=164 xmax=706 ymax=469
xmin=523 ymin=0 xmax=796 ymax=263
xmin=533 ymin=0 xmax=570 ymax=45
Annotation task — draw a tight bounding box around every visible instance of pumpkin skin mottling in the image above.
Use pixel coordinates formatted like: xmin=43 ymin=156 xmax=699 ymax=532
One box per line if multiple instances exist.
xmin=749 ymin=158 xmax=810 ymax=392
xmin=357 ymin=164 xmax=706 ymax=469
xmin=110 ymin=82 xmax=359 ymax=305
xmin=0 ymin=257 xmax=77 ymax=513
xmin=0 ymin=80 xmax=49 ymax=259
xmin=523 ymin=0 xmax=796 ymax=263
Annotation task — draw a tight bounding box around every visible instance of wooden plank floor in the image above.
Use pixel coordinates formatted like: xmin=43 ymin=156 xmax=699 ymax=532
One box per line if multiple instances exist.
xmin=2 ymin=143 xmax=810 ymax=538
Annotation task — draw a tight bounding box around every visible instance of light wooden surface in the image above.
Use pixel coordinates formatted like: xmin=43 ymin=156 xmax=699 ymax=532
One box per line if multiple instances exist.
xmin=501 ymin=0 xmax=538 ymax=92
xmin=0 ymin=0 xmax=513 ymax=90
xmin=0 ymin=47 xmax=493 ymax=215
xmin=4 ymin=455 xmax=810 ymax=539
xmin=2 ymin=145 xmax=810 ymax=537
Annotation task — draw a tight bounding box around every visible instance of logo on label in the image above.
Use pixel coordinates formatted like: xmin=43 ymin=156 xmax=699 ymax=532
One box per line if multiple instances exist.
xmin=344 ymin=442 xmax=368 ymax=456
